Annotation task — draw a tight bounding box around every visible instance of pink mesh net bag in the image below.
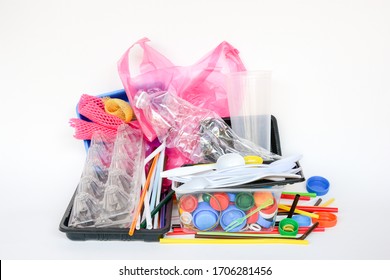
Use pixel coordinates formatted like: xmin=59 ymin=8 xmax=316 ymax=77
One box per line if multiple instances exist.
xmin=69 ymin=119 xmax=118 ymax=140
xmin=78 ymin=94 xmax=125 ymax=128
xmin=70 ymin=94 xmax=126 ymax=140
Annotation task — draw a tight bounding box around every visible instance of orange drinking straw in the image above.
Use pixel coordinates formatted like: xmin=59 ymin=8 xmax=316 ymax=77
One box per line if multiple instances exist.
xmin=129 ymin=152 xmax=160 ymax=236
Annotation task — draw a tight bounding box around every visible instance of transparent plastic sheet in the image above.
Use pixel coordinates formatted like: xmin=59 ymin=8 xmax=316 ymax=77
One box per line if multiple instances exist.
xmin=134 ymin=89 xmax=280 ymax=165
xmin=117 ymin=37 xmax=246 ymax=142
xmin=68 ymin=124 xmax=145 ymax=228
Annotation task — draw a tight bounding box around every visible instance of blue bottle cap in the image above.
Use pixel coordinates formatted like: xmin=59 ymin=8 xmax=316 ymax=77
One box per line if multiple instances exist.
xmin=220 ymin=205 xmax=246 ymax=232
xmin=292 ymin=215 xmax=312 ymax=227
xmin=306 ymin=176 xmax=330 ymax=196
xmin=227 ymin=193 xmax=236 ymax=202
xmin=256 ymin=215 xmax=274 ymax=229
xmin=192 ymin=202 xmax=219 ymax=231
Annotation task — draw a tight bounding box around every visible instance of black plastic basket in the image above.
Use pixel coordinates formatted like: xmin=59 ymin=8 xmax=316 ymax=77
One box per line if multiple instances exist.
xmin=59 ymin=189 xmax=173 ymax=242
xmin=59 ymin=89 xmax=304 ymax=241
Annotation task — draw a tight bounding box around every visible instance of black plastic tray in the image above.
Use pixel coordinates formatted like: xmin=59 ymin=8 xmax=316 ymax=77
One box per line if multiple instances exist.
xmin=59 ymin=190 xmax=173 ymax=242
xmin=60 ymin=89 xmax=304 ymax=241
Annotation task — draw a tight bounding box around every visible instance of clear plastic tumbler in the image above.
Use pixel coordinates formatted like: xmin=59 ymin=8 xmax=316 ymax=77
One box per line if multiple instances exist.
xmin=227 ymin=71 xmax=272 ymax=151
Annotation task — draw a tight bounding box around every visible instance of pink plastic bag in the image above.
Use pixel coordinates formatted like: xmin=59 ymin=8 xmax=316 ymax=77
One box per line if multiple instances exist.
xmin=117 ymin=37 xmax=246 ymax=142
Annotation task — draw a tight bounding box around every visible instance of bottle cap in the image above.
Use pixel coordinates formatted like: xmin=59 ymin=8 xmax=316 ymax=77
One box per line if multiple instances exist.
xmin=227 ymin=193 xmax=236 ymax=202
xmin=278 ymin=218 xmax=299 ymax=236
xmin=246 ymin=205 xmax=259 ymax=224
xmin=306 ymin=176 xmax=330 ymax=196
xmin=192 ymin=202 xmax=219 ymax=231
xmin=257 ymin=215 xmax=274 ymax=229
xmin=179 ymin=194 xmax=198 ymax=213
xmin=254 ymin=191 xmax=273 ymax=207
xmin=259 ymin=197 xmax=278 ymax=219
xmin=235 ymin=192 xmax=255 ymax=211
xmin=202 ymin=193 xmax=211 ymax=203
xmin=311 ymin=212 xmax=337 ymax=227
xmin=220 ymin=205 xmax=247 ymax=232
xmin=209 ymin=193 xmax=230 ymax=211
xmin=292 ymin=215 xmax=312 ymax=227
xmin=179 ymin=212 xmax=193 ymax=225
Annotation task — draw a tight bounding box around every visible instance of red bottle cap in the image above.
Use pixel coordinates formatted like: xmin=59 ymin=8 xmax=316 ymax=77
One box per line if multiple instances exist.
xmin=180 ymin=194 xmax=198 ymax=213
xmin=246 ymin=205 xmax=260 ymax=224
xmin=209 ymin=193 xmax=230 ymax=211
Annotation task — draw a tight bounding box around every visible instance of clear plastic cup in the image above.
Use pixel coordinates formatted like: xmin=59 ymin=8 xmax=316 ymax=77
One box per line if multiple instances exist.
xmin=227 ymin=71 xmax=272 ymax=151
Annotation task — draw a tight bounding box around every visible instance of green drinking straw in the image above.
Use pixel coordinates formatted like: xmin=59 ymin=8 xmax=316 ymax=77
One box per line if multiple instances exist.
xmin=282 ymin=191 xmax=316 ymax=198
xmin=140 ymin=190 xmax=175 ymax=229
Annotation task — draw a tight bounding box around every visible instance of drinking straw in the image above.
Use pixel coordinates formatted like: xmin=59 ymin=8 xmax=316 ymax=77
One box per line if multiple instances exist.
xmin=195 ymin=222 xmax=319 ymax=241
xmin=279 ymin=204 xmax=338 ymax=213
xmin=136 ymin=167 xmax=152 ymax=230
xmin=269 ymin=225 xmax=324 ymax=233
xmin=149 ymin=155 xmax=161 ymax=213
xmin=140 ymin=190 xmax=175 ymax=229
xmin=281 ymin=194 xmax=310 ymax=201
xmin=314 ymin=198 xmax=323 ymax=206
xmin=129 ymin=152 xmax=160 ymax=236
xmin=282 ymin=191 xmax=316 ymax=198
xmin=144 ymin=158 xmax=158 ymax=228
xmin=136 ymin=143 xmax=165 ymax=230
xmin=294 ymin=205 xmax=338 ymax=213
xmin=278 ymin=204 xmax=319 ymax=218
xmin=159 ymin=192 xmax=166 ymax=228
xmin=287 ymin=194 xmax=300 ymax=218
xmin=321 ymin=198 xmax=335 ymax=207
xmin=139 ymin=142 xmax=167 ymax=229
xmin=153 ymin=144 xmax=166 ymax=228
xmin=166 ymin=226 xmax=325 ymax=236
xmin=139 ymin=166 xmax=156 ymax=230
xmin=160 ymin=238 xmax=309 ymax=245
xmin=165 ymin=231 xmax=196 ymax=236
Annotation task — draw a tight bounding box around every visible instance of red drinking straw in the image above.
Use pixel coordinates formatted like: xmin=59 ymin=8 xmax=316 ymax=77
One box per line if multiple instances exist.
xmin=295 ymin=206 xmax=338 ymax=213
xmin=281 ymin=194 xmax=310 ymax=200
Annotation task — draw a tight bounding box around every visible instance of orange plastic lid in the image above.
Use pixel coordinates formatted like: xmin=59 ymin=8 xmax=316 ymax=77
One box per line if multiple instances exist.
xmin=209 ymin=193 xmax=230 ymax=211
xmin=254 ymin=191 xmax=273 ymax=207
xmin=180 ymin=195 xmax=198 ymax=213
xmin=311 ymin=212 xmax=337 ymax=227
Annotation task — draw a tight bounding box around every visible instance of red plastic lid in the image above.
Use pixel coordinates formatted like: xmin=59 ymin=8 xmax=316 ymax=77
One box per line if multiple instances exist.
xmin=209 ymin=193 xmax=230 ymax=211
xmin=180 ymin=195 xmax=198 ymax=213
xmin=246 ymin=205 xmax=260 ymax=224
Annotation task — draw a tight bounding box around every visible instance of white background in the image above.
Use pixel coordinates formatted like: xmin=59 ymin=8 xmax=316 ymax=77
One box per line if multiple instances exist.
xmin=1 ymin=0 xmax=389 ymax=260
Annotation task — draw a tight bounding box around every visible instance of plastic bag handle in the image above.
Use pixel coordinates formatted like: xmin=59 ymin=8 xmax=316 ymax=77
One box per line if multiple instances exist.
xmin=118 ymin=38 xmax=175 ymax=140
xmin=188 ymin=42 xmax=246 ymax=87
xmin=119 ymin=37 xmax=174 ymax=78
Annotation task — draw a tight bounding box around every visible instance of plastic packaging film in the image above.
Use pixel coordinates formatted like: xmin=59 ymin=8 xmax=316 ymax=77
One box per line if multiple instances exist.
xmin=134 ymin=88 xmax=281 ymax=164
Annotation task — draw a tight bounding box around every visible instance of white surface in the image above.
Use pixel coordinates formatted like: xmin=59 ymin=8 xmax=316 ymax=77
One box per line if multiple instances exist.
xmin=1 ymin=0 xmax=389 ymax=260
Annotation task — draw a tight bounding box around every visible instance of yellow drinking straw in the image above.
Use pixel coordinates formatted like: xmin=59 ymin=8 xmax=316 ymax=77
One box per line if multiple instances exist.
xmin=321 ymin=198 xmax=335 ymax=207
xmin=278 ymin=204 xmax=319 ymax=219
xmin=160 ymin=238 xmax=309 ymax=245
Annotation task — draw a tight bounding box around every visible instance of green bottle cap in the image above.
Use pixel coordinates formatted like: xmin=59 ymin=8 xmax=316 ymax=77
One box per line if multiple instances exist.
xmin=235 ymin=192 xmax=255 ymax=211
